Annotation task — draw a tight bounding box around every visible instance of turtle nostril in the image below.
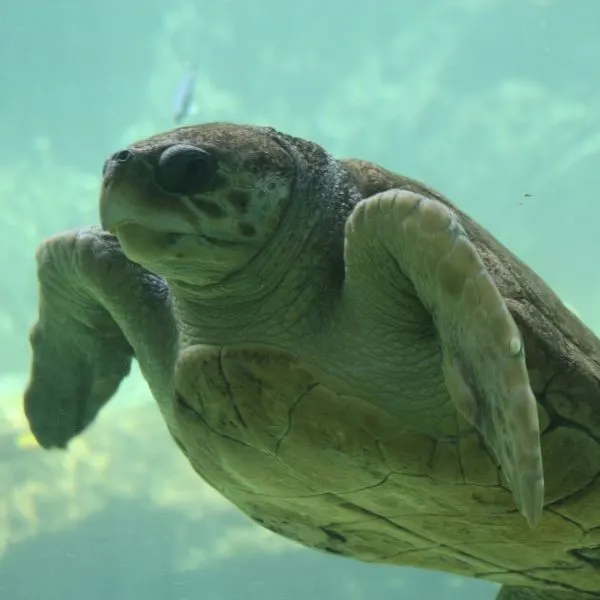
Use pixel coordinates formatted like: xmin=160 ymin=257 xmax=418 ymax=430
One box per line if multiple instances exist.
xmin=102 ymin=148 xmax=136 ymax=178
xmin=113 ymin=149 xmax=134 ymax=163
xmin=156 ymin=144 xmax=217 ymax=195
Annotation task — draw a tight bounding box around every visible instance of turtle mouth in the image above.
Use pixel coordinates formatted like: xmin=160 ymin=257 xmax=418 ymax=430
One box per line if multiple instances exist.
xmin=110 ymin=220 xmax=240 ymax=249
xmin=101 ymin=183 xmax=242 ymax=249
xmin=105 ymin=218 xmax=132 ymax=235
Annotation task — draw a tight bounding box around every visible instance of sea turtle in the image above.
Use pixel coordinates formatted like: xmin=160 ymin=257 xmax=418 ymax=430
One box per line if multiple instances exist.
xmin=24 ymin=123 xmax=600 ymax=599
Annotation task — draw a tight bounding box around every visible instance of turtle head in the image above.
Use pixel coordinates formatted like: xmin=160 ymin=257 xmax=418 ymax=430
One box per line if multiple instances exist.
xmin=100 ymin=123 xmax=298 ymax=285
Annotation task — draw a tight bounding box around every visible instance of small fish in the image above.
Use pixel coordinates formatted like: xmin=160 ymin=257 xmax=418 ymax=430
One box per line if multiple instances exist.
xmin=173 ymin=63 xmax=198 ymax=124
xmin=518 ymin=192 xmax=533 ymax=206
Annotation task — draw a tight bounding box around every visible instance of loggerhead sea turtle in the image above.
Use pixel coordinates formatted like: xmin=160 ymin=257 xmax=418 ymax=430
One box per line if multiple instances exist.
xmin=24 ymin=123 xmax=600 ymax=599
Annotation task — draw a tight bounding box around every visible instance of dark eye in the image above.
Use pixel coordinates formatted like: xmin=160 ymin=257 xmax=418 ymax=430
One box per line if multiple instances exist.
xmin=155 ymin=144 xmax=217 ymax=195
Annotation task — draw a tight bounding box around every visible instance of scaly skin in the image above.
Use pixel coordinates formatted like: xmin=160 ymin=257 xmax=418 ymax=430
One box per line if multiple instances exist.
xmin=24 ymin=123 xmax=600 ymax=598
xmin=496 ymin=587 xmax=592 ymax=600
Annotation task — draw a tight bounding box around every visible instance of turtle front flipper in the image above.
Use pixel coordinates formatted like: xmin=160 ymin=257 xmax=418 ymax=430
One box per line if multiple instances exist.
xmin=495 ymin=585 xmax=586 ymax=600
xmin=344 ymin=189 xmax=544 ymax=528
xmin=24 ymin=226 xmax=173 ymax=449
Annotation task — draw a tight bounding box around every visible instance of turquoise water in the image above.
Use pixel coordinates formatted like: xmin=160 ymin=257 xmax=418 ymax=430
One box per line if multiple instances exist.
xmin=1 ymin=1 xmax=599 ymax=598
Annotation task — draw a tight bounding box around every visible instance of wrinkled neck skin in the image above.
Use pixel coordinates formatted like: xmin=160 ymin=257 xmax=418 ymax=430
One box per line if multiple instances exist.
xmin=168 ymin=144 xmax=361 ymax=348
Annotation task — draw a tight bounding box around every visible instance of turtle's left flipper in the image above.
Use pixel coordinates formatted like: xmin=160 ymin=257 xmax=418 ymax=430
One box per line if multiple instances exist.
xmin=24 ymin=227 xmax=173 ymax=450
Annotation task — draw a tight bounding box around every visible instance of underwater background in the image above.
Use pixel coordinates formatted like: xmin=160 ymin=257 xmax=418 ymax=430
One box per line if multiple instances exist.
xmin=1 ymin=0 xmax=599 ymax=598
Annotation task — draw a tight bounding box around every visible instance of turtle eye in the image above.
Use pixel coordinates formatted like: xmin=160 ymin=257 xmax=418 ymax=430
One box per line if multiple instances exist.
xmin=155 ymin=144 xmax=218 ymax=195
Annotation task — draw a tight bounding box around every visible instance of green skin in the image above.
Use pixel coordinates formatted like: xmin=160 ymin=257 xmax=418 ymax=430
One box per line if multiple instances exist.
xmin=24 ymin=123 xmax=600 ymax=599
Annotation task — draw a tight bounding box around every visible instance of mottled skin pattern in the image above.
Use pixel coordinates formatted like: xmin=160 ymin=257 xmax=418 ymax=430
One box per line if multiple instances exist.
xmin=24 ymin=123 xmax=600 ymax=599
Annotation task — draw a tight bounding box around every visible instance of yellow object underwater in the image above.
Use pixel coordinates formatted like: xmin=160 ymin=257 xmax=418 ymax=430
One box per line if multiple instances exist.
xmin=16 ymin=430 xmax=40 ymax=449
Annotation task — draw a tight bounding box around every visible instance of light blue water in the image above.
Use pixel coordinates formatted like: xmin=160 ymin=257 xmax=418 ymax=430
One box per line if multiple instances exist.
xmin=1 ymin=1 xmax=599 ymax=598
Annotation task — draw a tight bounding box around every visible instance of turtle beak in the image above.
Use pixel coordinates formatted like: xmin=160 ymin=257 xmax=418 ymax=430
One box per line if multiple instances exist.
xmin=100 ymin=148 xmax=145 ymax=233
xmin=99 ymin=147 xmax=198 ymax=235
xmin=99 ymin=184 xmax=135 ymax=234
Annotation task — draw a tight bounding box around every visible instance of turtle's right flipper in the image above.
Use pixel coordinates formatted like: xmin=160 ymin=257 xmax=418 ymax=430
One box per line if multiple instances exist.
xmin=24 ymin=227 xmax=158 ymax=449
xmin=345 ymin=190 xmax=544 ymax=528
